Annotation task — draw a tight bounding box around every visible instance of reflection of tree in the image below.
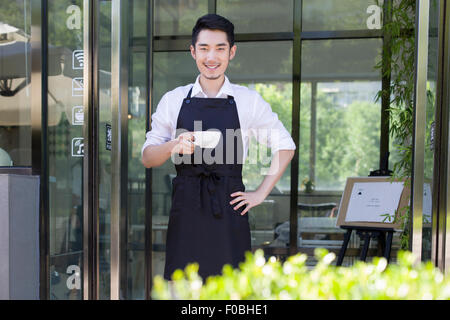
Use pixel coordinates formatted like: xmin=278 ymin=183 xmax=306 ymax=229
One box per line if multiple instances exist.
xmin=0 ymin=1 xmax=30 ymax=35
xmin=154 ymin=0 xmax=207 ymax=36
xmin=48 ymin=1 xmax=84 ymax=49
xmin=316 ymin=99 xmax=380 ymax=189
xmin=311 ymin=86 xmax=380 ymax=190
xmin=239 ymin=82 xmax=381 ymax=192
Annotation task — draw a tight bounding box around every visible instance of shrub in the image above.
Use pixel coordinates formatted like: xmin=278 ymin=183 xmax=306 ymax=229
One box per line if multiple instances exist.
xmin=152 ymin=249 xmax=450 ymax=300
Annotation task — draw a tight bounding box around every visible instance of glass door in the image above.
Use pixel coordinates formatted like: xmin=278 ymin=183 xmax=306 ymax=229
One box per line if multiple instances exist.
xmin=84 ymin=0 xmax=147 ymax=299
xmin=45 ymin=0 xmax=148 ymax=299
xmin=47 ymin=0 xmax=85 ymax=300
xmin=45 ymin=0 xmax=114 ymax=300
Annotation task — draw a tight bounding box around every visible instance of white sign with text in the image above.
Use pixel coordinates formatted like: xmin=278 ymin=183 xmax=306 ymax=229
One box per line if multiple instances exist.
xmin=345 ymin=181 xmax=404 ymax=223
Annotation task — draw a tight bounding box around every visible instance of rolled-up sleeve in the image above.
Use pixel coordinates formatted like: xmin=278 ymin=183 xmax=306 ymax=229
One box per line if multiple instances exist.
xmin=249 ymin=91 xmax=296 ymax=155
xmin=141 ymin=93 xmax=173 ymax=157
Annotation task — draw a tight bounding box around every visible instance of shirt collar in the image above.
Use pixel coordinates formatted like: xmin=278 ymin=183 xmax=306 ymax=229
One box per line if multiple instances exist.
xmin=191 ymin=74 xmax=234 ymax=98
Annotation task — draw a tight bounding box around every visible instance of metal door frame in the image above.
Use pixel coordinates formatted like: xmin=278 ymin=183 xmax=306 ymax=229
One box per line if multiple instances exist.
xmin=413 ymin=0 xmax=450 ymax=273
xmin=82 ymin=0 xmax=129 ymax=300
xmin=83 ymin=0 xmax=99 ymax=300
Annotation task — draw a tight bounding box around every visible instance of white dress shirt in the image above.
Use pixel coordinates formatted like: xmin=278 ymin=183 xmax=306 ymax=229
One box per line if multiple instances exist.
xmin=141 ymin=75 xmax=296 ymax=161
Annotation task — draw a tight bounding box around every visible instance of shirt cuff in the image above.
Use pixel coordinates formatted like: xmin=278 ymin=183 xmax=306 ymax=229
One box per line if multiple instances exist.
xmin=271 ymin=137 xmax=296 ymax=156
xmin=141 ymin=135 xmax=169 ymax=158
xmin=141 ymin=141 xmax=152 ymax=158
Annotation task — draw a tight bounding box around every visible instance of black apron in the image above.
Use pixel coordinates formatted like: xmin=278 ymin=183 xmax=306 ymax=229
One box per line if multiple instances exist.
xmin=163 ymin=87 xmax=252 ymax=280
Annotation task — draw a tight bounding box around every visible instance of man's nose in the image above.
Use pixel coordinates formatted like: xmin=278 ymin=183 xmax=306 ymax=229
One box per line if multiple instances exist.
xmin=206 ymin=49 xmax=217 ymax=60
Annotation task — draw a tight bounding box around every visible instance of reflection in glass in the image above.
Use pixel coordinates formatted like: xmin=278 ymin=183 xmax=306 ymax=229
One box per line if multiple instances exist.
xmin=98 ymin=0 xmax=112 ymax=300
xmin=48 ymin=0 xmax=84 ymax=300
xmin=153 ymin=52 xmax=198 ymax=104
xmin=0 ymin=1 xmax=32 ymax=166
xmin=301 ymin=39 xmax=382 ymax=191
xmin=421 ymin=0 xmax=440 ymax=260
xmin=299 ymin=38 xmax=383 ymax=266
xmin=302 ymin=0 xmax=384 ymax=31
xmin=132 ymin=0 xmax=147 ymax=38
xmin=126 ymin=0 xmax=148 ymax=300
xmin=154 ymin=0 xmax=207 ymax=36
xmin=127 ymin=49 xmax=147 ymax=298
xmin=217 ymin=0 xmax=293 ymax=34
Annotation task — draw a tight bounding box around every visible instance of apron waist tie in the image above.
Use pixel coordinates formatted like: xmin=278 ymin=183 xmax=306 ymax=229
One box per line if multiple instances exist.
xmin=177 ymin=165 xmax=241 ymax=219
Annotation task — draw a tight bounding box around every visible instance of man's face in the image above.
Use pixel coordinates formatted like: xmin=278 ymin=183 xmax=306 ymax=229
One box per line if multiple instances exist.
xmin=190 ymin=29 xmax=236 ymax=81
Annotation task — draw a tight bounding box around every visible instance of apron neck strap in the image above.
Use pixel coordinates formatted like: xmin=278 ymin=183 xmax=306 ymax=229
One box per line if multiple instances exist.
xmin=186 ymin=86 xmax=235 ymax=104
xmin=186 ymin=87 xmax=193 ymax=99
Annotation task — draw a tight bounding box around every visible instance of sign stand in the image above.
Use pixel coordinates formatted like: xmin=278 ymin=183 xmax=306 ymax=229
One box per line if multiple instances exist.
xmin=336 ymin=225 xmax=394 ymax=266
xmin=334 ymin=169 xmax=410 ymax=267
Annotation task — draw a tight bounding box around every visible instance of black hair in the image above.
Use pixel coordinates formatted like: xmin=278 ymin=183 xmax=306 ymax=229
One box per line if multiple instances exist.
xmin=192 ymin=14 xmax=235 ymax=47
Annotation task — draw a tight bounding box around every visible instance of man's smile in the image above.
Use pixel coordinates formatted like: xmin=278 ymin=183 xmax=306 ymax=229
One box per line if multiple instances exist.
xmin=205 ymin=64 xmax=220 ymax=70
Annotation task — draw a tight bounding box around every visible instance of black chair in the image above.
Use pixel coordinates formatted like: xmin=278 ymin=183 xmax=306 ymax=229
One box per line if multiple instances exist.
xmin=297 ymin=202 xmax=338 ymax=217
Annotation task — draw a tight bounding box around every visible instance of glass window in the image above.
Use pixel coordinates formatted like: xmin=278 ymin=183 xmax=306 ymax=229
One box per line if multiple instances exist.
xmin=302 ymin=0 xmax=384 ymax=31
xmin=421 ymin=0 xmax=440 ymax=260
xmin=299 ymin=38 xmax=383 ymax=265
xmin=301 ymin=39 xmax=382 ymax=191
xmin=217 ymin=0 xmax=293 ymax=33
xmin=126 ymin=0 xmax=149 ymax=300
xmin=48 ymin=0 xmax=84 ymax=300
xmin=132 ymin=0 xmax=148 ymax=38
xmin=153 ymin=0 xmax=208 ymax=36
xmin=127 ymin=52 xmax=148 ymax=299
xmin=153 ymin=52 xmax=198 ymax=105
xmin=0 ymin=1 xmax=32 ymax=166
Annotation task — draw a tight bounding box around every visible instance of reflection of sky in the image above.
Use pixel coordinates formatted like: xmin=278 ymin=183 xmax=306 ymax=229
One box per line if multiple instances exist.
xmin=319 ymin=81 xmax=381 ymax=108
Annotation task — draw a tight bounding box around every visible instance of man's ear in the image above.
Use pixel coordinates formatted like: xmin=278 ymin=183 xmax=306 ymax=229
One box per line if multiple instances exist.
xmin=190 ymin=44 xmax=196 ymax=60
xmin=229 ymin=44 xmax=237 ymax=60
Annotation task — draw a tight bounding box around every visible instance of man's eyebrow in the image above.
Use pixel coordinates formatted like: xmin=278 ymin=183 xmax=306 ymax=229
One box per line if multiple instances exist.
xmin=197 ymin=43 xmax=228 ymax=47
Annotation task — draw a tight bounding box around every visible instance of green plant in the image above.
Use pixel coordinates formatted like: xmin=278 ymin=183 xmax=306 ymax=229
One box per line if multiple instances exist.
xmin=381 ymin=205 xmax=411 ymax=250
xmin=374 ymin=0 xmax=416 ymax=249
xmin=152 ymin=249 xmax=450 ymax=300
xmin=301 ymin=177 xmax=315 ymax=193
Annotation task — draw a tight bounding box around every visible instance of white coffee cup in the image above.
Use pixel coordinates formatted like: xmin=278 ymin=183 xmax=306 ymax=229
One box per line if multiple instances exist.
xmin=193 ymin=131 xmax=221 ymax=148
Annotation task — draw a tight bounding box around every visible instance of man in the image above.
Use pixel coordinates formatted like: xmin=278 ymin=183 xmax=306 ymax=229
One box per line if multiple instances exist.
xmin=141 ymin=14 xmax=295 ymax=280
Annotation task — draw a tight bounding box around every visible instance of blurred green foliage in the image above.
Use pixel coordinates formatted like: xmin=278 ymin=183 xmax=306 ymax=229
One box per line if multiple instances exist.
xmin=152 ymin=249 xmax=450 ymax=300
xmin=0 ymin=1 xmax=31 ymax=34
xmin=242 ymin=82 xmax=381 ymax=191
